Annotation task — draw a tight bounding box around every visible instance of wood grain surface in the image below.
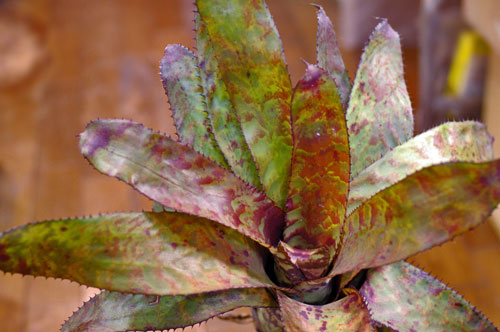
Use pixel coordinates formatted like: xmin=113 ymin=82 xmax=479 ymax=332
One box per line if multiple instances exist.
xmin=0 ymin=1 xmax=498 ymax=331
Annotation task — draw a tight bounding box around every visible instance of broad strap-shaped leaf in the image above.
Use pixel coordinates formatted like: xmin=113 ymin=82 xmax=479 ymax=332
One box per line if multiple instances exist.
xmin=252 ymin=308 xmax=284 ymax=332
xmin=347 ymin=121 xmax=494 ymax=215
xmin=196 ymin=0 xmax=293 ymax=208
xmin=160 ymin=44 xmax=228 ymax=167
xmin=360 ymin=261 xmax=499 ymax=331
xmin=347 ymin=20 xmax=413 ymax=179
xmin=331 ymin=160 xmax=500 ymax=276
xmin=315 ymin=5 xmax=351 ymax=105
xmin=62 ymin=288 xmax=277 ymax=332
xmin=195 ymin=12 xmax=261 ymax=189
xmin=284 ymin=65 xmax=349 ymax=251
xmin=79 ymin=119 xmax=284 ymax=248
xmin=278 ymin=289 xmax=374 ymax=332
xmin=0 ymin=212 xmax=274 ymax=295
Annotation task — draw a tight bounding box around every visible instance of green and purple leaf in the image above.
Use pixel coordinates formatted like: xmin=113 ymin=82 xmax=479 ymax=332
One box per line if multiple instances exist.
xmin=284 ymin=65 xmax=349 ymax=252
xmin=347 ymin=20 xmax=413 ymax=179
xmin=196 ymin=0 xmax=293 ymax=208
xmin=360 ymin=261 xmax=499 ymax=331
xmin=291 ymin=275 xmax=335 ymax=305
xmin=315 ymin=5 xmax=351 ymax=105
xmin=278 ymin=289 xmax=374 ymax=331
xmin=160 ymin=44 xmax=228 ymax=167
xmin=332 ymin=160 xmax=500 ymax=276
xmin=0 ymin=212 xmax=274 ymax=295
xmin=273 ymin=242 xmax=307 ymax=287
xmin=252 ymin=308 xmax=284 ymax=332
xmin=62 ymin=288 xmax=276 ymax=332
xmin=195 ymin=12 xmax=262 ymax=189
xmin=79 ymin=119 xmax=284 ymax=248
xmin=347 ymin=121 xmax=493 ymax=214
xmin=279 ymin=241 xmax=330 ymax=281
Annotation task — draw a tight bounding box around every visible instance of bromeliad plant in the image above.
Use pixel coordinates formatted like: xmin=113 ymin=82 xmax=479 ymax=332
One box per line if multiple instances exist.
xmin=0 ymin=0 xmax=499 ymax=331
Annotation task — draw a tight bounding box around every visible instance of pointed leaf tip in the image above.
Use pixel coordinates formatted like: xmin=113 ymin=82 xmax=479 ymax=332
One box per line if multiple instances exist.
xmin=315 ymin=4 xmax=351 ymax=105
xmin=160 ymin=43 xmax=228 ymax=168
xmin=347 ymin=18 xmax=413 ymax=178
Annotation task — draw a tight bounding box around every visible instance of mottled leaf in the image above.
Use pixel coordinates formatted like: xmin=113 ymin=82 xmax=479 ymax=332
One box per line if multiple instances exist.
xmin=273 ymin=242 xmax=306 ymax=287
xmin=291 ymin=275 xmax=335 ymax=305
xmin=79 ymin=119 xmax=284 ymax=249
xmin=284 ymin=65 xmax=349 ymax=252
xmin=160 ymin=44 xmax=228 ymax=167
xmin=252 ymin=308 xmax=284 ymax=332
xmin=315 ymin=5 xmax=351 ymax=105
xmin=279 ymin=241 xmax=330 ymax=281
xmin=195 ymin=12 xmax=261 ymax=189
xmin=360 ymin=261 xmax=499 ymax=331
xmin=347 ymin=121 xmax=493 ymax=215
xmin=278 ymin=289 xmax=374 ymax=331
xmin=347 ymin=20 xmax=413 ymax=179
xmin=332 ymin=160 xmax=500 ymax=276
xmin=196 ymin=0 xmax=293 ymax=208
xmin=0 ymin=213 xmax=274 ymax=295
xmin=62 ymin=288 xmax=276 ymax=332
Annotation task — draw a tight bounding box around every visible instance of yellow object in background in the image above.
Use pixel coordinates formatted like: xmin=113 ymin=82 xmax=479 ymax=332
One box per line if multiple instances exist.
xmin=446 ymin=30 xmax=490 ymax=97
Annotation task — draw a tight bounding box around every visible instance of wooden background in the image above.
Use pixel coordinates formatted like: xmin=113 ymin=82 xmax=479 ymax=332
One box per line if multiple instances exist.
xmin=0 ymin=1 xmax=499 ymax=331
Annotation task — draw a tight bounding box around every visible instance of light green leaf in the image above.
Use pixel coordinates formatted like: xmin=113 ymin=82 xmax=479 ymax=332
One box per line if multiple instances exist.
xmin=196 ymin=0 xmax=293 ymax=208
xmin=0 ymin=212 xmax=273 ymax=295
xmin=195 ymin=12 xmax=262 ymax=189
xmin=347 ymin=121 xmax=493 ymax=215
xmin=332 ymin=160 xmax=500 ymax=276
xmin=347 ymin=20 xmax=413 ymax=179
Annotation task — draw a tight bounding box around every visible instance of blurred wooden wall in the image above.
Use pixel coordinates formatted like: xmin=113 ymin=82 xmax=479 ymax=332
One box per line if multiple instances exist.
xmin=0 ymin=1 xmax=498 ymax=331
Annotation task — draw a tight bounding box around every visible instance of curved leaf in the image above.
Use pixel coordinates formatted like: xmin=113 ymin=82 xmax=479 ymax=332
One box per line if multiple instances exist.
xmin=0 ymin=212 xmax=274 ymax=295
xmin=360 ymin=261 xmax=498 ymax=331
xmin=315 ymin=5 xmax=351 ymax=105
xmin=196 ymin=0 xmax=293 ymax=208
xmin=332 ymin=160 xmax=500 ymax=276
xmin=252 ymin=308 xmax=284 ymax=332
xmin=347 ymin=20 xmax=413 ymax=179
xmin=347 ymin=121 xmax=493 ymax=214
xmin=62 ymin=288 xmax=276 ymax=332
xmin=284 ymin=65 xmax=349 ymax=252
xmin=160 ymin=44 xmax=227 ymax=167
xmin=279 ymin=241 xmax=330 ymax=281
xmin=79 ymin=119 xmax=285 ymax=249
xmin=278 ymin=289 xmax=374 ymax=331
xmin=291 ymin=275 xmax=335 ymax=305
xmin=195 ymin=12 xmax=261 ymax=189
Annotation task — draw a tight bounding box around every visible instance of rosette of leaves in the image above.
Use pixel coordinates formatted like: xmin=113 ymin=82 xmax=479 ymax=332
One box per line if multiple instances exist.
xmin=0 ymin=0 xmax=499 ymax=331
